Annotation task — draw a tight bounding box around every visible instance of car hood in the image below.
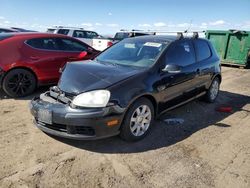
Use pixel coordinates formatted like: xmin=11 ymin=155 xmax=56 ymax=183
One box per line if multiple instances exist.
xmin=58 ymin=60 xmax=143 ymax=94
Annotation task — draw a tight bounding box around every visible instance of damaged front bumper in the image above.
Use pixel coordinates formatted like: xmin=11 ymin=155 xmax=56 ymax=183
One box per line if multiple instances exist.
xmin=30 ymin=91 xmax=126 ymax=140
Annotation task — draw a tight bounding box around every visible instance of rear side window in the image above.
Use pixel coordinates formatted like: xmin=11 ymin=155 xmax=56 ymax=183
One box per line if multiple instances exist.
xmin=26 ymin=38 xmax=59 ymax=50
xmin=194 ymin=40 xmax=211 ymax=62
xmin=57 ymin=29 xmax=69 ymax=35
xmin=0 ymin=34 xmax=13 ymax=41
xmin=57 ymin=38 xmax=87 ymax=52
xmin=165 ymin=40 xmax=196 ymax=67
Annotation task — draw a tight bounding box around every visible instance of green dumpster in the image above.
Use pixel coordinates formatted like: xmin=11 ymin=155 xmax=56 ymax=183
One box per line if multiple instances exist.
xmin=206 ymin=30 xmax=250 ymax=67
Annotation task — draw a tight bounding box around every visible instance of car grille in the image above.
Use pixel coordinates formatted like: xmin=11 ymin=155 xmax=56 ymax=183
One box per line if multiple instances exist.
xmin=37 ymin=120 xmax=95 ymax=136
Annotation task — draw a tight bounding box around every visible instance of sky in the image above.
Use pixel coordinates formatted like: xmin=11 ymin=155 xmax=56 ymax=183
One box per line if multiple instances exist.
xmin=0 ymin=0 xmax=250 ymax=36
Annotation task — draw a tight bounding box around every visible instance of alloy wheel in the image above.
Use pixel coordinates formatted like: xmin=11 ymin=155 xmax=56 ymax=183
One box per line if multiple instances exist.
xmin=129 ymin=105 xmax=152 ymax=137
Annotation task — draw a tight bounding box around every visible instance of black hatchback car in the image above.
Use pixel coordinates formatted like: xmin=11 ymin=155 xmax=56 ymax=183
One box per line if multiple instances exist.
xmin=30 ymin=34 xmax=221 ymax=141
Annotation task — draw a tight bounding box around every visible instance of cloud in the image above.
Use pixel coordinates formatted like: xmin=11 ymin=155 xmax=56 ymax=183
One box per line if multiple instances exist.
xmin=108 ymin=12 xmax=112 ymax=16
xmin=0 ymin=16 xmax=5 ymax=20
xmin=177 ymin=23 xmax=190 ymax=28
xmin=199 ymin=22 xmax=208 ymax=29
xmin=138 ymin=23 xmax=151 ymax=27
xmin=154 ymin=22 xmax=166 ymax=27
xmin=81 ymin=23 xmax=93 ymax=27
xmin=95 ymin=23 xmax=102 ymax=26
xmin=209 ymin=20 xmax=225 ymax=26
xmin=106 ymin=23 xmax=119 ymax=27
xmin=4 ymin=20 xmax=10 ymax=24
xmin=241 ymin=21 xmax=250 ymax=29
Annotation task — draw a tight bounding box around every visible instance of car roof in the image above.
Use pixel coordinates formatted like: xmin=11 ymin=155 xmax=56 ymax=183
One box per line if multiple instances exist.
xmin=131 ymin=34 xmax=209 ymax=43
xmin=1 ymin=32 xmax=76 ymax=39
xmin=128 ymin=35 xmax=178 ymax=42
xmin=0 ymin=27 xmax=18 ymax=32
xmin=0 ymin=32 xmax=86 ymax=43
xmin=9 ymin=32 xmax=61 ymax=36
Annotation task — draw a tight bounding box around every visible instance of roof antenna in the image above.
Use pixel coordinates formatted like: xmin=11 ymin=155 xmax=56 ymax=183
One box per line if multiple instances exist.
xmin=185 ymin=19 xmax=193 ymax=36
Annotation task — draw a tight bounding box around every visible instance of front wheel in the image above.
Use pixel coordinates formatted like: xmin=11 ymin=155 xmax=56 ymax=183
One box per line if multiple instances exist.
xmin=120 ymin=98 xmax=154 ymax=142
xmin=204 ymin=77 xmax=220 ymax=103
xmin=2 ymin=69 xmax=37 ymax=97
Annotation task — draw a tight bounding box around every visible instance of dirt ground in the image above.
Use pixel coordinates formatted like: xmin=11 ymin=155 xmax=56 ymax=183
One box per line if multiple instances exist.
xmin=0 ymin=66 xmax=250 ymax=188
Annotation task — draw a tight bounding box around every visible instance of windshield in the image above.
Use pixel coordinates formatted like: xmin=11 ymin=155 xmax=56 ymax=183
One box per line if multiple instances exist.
xmin=96 ymin=37 xmax=169 ymax=68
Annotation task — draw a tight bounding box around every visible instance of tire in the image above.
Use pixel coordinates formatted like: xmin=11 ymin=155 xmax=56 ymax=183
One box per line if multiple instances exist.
xmin=2 ymin=69 xmax=37 ymax=97
xmin=204 ymin=77 xmax=220 ymax=103
xmin=120 ymin=98 xmax=154 ymax=142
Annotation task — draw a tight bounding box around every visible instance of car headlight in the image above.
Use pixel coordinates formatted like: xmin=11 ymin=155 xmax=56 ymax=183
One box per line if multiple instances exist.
xmin=72 ymin=90 xmax=110 ymax=108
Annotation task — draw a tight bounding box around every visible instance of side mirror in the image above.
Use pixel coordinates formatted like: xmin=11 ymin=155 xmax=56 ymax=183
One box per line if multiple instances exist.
xmin=162 ymin=64 xmax=181 ymax=73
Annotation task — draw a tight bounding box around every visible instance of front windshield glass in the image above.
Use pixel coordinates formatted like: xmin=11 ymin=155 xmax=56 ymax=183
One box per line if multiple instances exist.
xmin=96 ymin=37 xmax=169 ymax=68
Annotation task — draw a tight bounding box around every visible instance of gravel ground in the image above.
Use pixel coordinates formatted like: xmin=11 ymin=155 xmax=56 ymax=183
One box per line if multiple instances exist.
xmin=0 ymin=66 xmax=250 ymax=188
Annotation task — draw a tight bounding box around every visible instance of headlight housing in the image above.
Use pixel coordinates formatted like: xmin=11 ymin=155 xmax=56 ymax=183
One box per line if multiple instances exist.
xmin=72 ymin=90 xmax=110 ymax=108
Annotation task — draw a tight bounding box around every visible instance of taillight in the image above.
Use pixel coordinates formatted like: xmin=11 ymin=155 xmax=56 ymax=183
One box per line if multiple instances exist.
xmin=107 ymin=41 xmax=113 ymax=47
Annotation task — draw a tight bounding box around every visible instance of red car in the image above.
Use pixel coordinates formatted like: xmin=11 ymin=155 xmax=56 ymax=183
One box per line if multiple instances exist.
xmin=0 ymin=32 xmax=99 ymax=97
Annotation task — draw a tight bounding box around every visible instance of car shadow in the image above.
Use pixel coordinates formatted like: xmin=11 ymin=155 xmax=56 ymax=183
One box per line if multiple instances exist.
xmin=50 ymin=90 xmax=250 ymax=154
xmin=0 ymin=86 xmax=50 ymax=100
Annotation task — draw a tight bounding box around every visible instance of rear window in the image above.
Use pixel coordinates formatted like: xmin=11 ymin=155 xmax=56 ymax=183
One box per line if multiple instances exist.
xmin=0 ymin=34 xmax=13 ymax=41
xmin=194 ymin=39 xmax=211 ymax=62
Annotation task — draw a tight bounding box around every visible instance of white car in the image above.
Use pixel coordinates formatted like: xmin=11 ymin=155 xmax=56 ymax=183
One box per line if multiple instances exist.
xmin=47 ymin=26 xmax=113 ymax=51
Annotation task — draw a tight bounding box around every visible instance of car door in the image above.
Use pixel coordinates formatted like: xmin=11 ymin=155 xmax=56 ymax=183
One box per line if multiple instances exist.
xmin=24 ymin=37 xmax=73 ymax=83
xmin=157 ymin=39 xmax=197 ymax=112
xmin=193 ymin=39 xmax=214 ymax=93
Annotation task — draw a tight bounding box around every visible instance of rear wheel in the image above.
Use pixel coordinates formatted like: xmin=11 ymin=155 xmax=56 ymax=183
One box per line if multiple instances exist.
xmin=120 ymin=98 xmax=154 ymax=142
xmin=204 ymin=77 xmax=220 ymax=103
xmin=2 ymin=69 xmax=37 ymax=97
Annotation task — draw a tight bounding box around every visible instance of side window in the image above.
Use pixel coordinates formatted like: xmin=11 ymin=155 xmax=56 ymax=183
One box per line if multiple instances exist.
xmin=73 ymin=30 xmax=86 ymax=38
xmin=57 ymin=38 xmax=87 ymax=52
xmin=85 ymin=31 xmax=98 ymax=39
xmin=57 ymin=29 xmax=70 ymax=35
xmin=165 ymin=40 xmax=195 ymax=66
xmin=26 ymin=38 xmax=59 ymax=50
xmin=194 ymin=39 xmax=211 ymax=62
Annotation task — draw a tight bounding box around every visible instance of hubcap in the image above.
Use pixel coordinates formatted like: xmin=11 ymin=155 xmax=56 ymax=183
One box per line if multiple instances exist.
xmin=7 ymin=73 xmax=32 ymax=95
xmin=130 ymin=105 xmax=152 ymax=137
xmin=210 ymin=80 xmax=219 ymax=100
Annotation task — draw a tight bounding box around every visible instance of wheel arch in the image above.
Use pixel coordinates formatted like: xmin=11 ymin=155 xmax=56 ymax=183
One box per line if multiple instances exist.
xmin=2 ymin=66 xmax=38 ymax=86
xmin=118 ymin=94 xmax=157 ymax=136
xmin=124 ymin=93 xmax=158 ymax=119
xmin=214 ymin=74 xmax=222 ymax=83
